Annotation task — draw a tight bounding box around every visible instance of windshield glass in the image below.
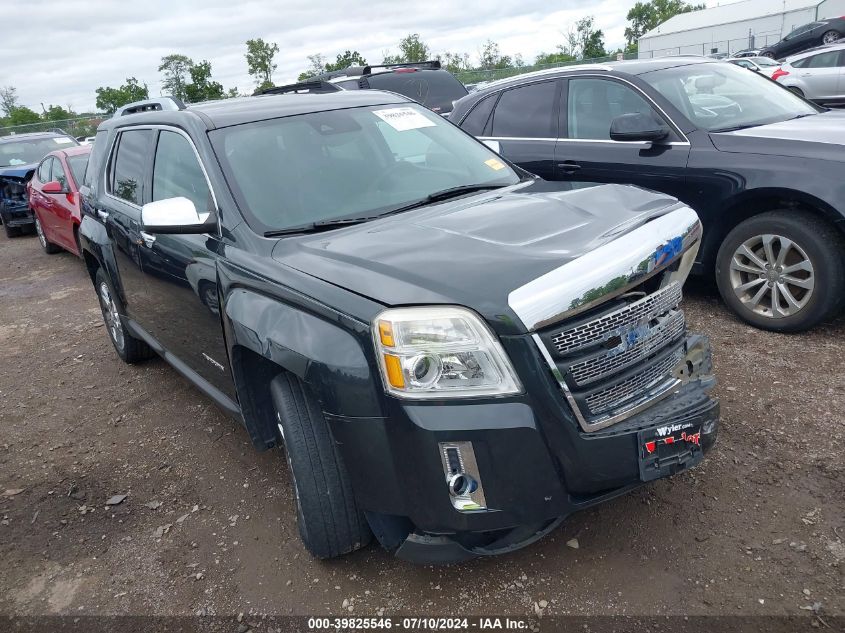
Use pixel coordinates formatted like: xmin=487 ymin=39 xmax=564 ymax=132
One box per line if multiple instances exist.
xmin=210 ymin=104 xmax=519 ymax=233
xmin=640 ymin=62 xmax=819 ymax=132
xmin=0 ymin=136 xmax=76 ymax=167
xmin=367 ymin=71 xmax=468 ymax=114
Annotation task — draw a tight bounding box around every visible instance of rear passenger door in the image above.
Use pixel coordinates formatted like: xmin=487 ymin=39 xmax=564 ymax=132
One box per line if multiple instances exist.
xmin=478 ymin=79 xmax=561 ymax=180
xmin=556 ymin=76 xmax=691 ymax=200
xmin=792 ymin=50 xmax=845 ymax=99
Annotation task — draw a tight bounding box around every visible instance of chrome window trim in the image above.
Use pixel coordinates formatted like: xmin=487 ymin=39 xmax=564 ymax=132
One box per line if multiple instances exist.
xmin=103 ymin=124 xmax=220 ymax=235
xmin=508 ymin=206 xmax=702 ymax=332
xmin=478 ymin=135 xmax=690 ymax=148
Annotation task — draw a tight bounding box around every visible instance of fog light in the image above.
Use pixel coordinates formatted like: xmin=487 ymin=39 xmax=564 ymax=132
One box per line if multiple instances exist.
xmin=439 ymin=442 xmax=488 ymax=512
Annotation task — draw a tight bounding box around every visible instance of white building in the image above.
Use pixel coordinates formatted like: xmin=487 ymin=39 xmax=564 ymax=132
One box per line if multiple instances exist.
xmin=638 ymin=0 xmax=845 ymax=58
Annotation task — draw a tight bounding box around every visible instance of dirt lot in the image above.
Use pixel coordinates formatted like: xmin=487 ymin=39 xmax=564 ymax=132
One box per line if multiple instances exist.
xmin=0 ymin=229 xmax=843 ymax=625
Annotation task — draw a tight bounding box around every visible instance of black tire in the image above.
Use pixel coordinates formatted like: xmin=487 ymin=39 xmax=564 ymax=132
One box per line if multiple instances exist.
xmin=270 ymin=373 xmax=371 ymax=559
xmin=35 ymin=215 xmax=60 ymax=254
xmin=715 ymin=210 xmax=845 ymax=332
xmin=94 ymin=268 xmax=155 ymax=363
xmin=822 ymin=30 xmax=840 ymax=45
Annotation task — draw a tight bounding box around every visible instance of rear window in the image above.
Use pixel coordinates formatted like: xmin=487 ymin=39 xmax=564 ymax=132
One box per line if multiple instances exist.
xmin=67 ymin=154 xmax=89 ymax=188
xmin=366 ymin=70 xmax=468 ymax=114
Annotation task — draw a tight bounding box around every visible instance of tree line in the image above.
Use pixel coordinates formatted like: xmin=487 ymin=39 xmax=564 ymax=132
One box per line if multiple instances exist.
xmin=0 ymin=0 xmax=703 ymax=127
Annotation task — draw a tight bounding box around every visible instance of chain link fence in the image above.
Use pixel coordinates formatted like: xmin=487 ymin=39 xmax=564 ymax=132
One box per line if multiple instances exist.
xmin=454 ymin=53 xmax=640 ymax=86
xmin=0 ymin=116 xmax=104 ymax=139
xmin=638 ymin=32 xmax=784 ymax=58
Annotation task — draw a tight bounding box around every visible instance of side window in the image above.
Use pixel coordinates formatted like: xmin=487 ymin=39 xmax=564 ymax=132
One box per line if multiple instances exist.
xmin=460 ymin=95 xmax=496 ymax=136
xmin=37 ymin=158 xmax=52 ymax=183
xmin=110 ymin=129 xmax=153 ymax=205
xmin=567 ymin=78 xmax=662 ymax=141
xmin=52 ymin=159 xmax=68 ymax=191
xmin=490 ymin=80 xmax=558 ymax=138
xmin=805 ymin=51 xmax=841 ymax=68
xmin=152 ymin=130 xmax=212 ymax=213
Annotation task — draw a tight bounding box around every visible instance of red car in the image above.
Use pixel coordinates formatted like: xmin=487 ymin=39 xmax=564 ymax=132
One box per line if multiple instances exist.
xmin=28 ymin=145 xmax=92 ymax=256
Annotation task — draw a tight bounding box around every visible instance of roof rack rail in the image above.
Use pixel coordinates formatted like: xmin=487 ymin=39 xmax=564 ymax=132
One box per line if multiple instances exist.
xmin=113 ymin=96 xmax=186 ymax=118
xmin=361 ymin=60 xmax=441 ymax=74
xmin=259 ymin=80 xmax=342 ymax=95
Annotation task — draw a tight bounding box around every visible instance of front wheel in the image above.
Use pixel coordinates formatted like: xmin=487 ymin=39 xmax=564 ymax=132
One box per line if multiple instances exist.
xmin=271 ymin=373 xmax=371 ymax=559
xmin=715 ymin=210 xmax=845 ymax=332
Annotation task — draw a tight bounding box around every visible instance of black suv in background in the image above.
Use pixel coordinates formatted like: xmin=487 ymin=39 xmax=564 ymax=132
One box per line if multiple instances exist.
xmin=79 ymin=93 xmax=718 ymax=563
xmin=265 ymin=61 xmax=468 ymax=115
xmin=450 ymin=58 xmax=845 ymax=333
xmin=0 ymin=131 xmax=79 ymax=237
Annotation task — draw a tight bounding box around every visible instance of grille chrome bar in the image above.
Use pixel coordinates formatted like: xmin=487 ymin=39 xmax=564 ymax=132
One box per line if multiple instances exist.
xmin=551 ymin=281 xmax=683 ymax=356
xmin=585 ymin=347 xmax=685 ymax=415
xmin=567 ymin=309 xmax=685 ymax=387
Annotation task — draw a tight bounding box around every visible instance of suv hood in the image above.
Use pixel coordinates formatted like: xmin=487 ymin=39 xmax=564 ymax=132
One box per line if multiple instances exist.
xmin=710 ymin=110 xmax=845 ymax=161
xmin=272 ymin=182 xmax=692 ymax=334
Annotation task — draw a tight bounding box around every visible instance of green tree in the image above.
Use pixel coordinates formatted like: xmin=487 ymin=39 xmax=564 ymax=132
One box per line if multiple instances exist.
xmin=298 ymin=53 xmax=327 ymax=80
xmin=184 ymin=60 xmax=225 ymax=103
xmin=158 ymin=54 xmax=194 ymax=100
xmin=625 ymin=0 xmax=706 ymax=48
xmin=42 ymin=105 xmax=74 ymax=122
xmin=576 ymin=16 xmax=607 ymax=59
xmin=7 ymin=106 xmax=41 ymax=125
xmin=95 ymin=77 xmax=149 ymax=114
xmin=383 ymin=33 xmax=430 ymax=64
xmin=325 ymin=50 xmax=367 ymax=72
xmin=0 ymin=86 xmax=18 ymax=118
xmin=478 ymin=40 xmax=513 ymax=70
xmin=246 ymin=38 xmax=279 ymax=86
xmin=437 ymin=51 xmax=471 ymax=73
xmin=535 ymin=51 xmax=576 ymax=66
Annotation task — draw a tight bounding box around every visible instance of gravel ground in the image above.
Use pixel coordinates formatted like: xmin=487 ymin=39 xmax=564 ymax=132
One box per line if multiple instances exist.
xmin=0 ymin=229 xmax=843 ymax=624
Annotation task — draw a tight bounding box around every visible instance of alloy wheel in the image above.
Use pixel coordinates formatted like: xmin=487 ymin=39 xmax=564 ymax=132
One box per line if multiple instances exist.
xmin=728 ymin=234 xmax=814 ymax=319
xmin=35 ymin=217 xmax=46 ymax=248
xmin=99 ymin=281 xmax=125 ymax=352
xmin=822 ymin=30 xmax=839 ymax=44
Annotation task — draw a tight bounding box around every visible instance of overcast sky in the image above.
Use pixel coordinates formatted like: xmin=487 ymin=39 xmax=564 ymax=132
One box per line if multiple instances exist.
xmin=1 ymin=0 xmax=722 ymax=114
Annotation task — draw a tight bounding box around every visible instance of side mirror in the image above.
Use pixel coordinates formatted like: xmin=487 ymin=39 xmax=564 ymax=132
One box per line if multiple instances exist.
xmin=42 ymin=180 xmax=65 ymax=194
xmin=140 ymin=197 xmax=216 ymax=234
xmin=609 ymin=113 xmax=670 ymax=144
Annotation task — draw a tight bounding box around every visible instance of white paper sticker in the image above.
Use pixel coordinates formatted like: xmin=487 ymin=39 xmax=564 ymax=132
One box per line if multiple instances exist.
xmin=373 ymin=107 xmax=436 ymax=132
xmin=54 ymin=137 xmax=73 ymax=144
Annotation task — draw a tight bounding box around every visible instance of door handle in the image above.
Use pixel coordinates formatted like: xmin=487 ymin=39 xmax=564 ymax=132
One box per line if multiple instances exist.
xmin=96 ymin=209 xmax=109 ymax=221
xmin=557 ymin=161 xmax=582 ymax=173
xmin=139 ymin=231 xmax=156 ymax=248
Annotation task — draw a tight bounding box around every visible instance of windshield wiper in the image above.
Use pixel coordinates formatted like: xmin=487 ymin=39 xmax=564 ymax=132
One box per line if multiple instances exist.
xmin=712 ymin=112 xmax=818 ymax=134
xmin=375 ymin=184 xmax=509 ymax=218
xmin=263 ymin=216 xmax=377 ymax=237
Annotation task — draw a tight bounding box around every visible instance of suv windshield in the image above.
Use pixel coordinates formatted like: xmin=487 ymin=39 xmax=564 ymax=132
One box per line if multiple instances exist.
xmin=210 ymin=103 xmax=519 ymax=233
xmin=0 ymin=136 xmax=76 ymax=167
xmin=366 ymin=71 xmax=469 ymax=114
xmin=640 ymin=62 xmax=819 ymax=132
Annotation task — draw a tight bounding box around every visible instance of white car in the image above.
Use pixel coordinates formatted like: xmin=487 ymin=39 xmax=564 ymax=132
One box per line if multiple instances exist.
xmin=773 ymin=43 xmax=845 ymax=104
xmin=727 ymin=56 xmax=781 ymax=74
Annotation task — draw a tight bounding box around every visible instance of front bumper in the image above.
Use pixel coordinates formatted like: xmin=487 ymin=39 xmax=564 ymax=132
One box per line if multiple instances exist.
xmin=0 ymin=202 xmax=34 ymax=227
xmin=329 ymin=333 xmax=719 ymax=563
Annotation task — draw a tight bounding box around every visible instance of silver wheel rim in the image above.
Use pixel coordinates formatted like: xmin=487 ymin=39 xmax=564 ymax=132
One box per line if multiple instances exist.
xmin=729 ymin=233 xmax=814 ymax=319
xmin=35 ymin=217 xmax=46 ymax=248
xmin=99 ymin=281 xmax=125 ymax=352
xmin=823 ymin=31 xmax=838 ymax=44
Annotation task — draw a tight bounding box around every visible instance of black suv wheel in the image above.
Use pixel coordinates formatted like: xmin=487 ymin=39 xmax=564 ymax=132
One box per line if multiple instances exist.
xmin=271 ymin=373 xmax=371 ymax=559
xmin=95 ymin=269 xmax=155 ymax=363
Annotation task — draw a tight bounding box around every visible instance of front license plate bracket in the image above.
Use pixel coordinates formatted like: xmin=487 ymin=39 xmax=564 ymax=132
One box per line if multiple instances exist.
xmin=638 ymin=422 xmax=703 ymax=482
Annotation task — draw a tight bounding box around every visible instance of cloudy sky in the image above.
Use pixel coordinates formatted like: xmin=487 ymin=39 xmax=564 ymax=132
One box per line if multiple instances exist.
xmin=2 ymin=0 xmax=722 ymax=114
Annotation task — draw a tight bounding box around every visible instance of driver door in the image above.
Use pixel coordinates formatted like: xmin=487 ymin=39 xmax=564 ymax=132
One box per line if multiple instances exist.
xmin=554 ymin=77 xmax=691 ymax=201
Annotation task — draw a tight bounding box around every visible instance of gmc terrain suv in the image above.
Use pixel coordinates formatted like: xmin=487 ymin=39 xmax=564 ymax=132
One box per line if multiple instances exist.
xmin=79 ymin=93 xmax=719 ymax=563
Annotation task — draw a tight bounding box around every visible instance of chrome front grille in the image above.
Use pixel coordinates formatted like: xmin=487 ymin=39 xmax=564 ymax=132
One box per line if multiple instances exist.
xmin=567 ymin=309 xmax=685 ymax=387
xmin=585 ymin=347 xmax=685 ymax=415
xmin=550 ymin=281 xmax=683 ymax=356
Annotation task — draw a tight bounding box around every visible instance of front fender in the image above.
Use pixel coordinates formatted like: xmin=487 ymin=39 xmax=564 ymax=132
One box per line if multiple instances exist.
xmin=224 ymin=288 xmax=385 ymax=419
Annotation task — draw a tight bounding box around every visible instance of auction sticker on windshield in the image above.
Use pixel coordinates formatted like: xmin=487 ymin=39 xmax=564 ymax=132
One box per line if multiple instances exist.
xmin=373 ymin=107 xmax=436 ymax=132
xmin=54 ymin=138 xmax=74 ymax=144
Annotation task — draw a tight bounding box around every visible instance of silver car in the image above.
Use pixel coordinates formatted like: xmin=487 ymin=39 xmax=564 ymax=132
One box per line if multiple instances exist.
xmin=728 ymin=56 xmax=781 ymax=74
xmin=774 ymin=43 xmax=845 ymax=104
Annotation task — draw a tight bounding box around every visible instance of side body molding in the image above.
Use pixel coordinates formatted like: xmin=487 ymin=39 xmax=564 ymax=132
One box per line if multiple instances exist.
xmin=224 ymin=288 xmax=385 ymax=420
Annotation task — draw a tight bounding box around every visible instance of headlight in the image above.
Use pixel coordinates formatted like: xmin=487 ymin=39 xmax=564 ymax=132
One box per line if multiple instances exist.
xmin=373 ymin=306 xmax=522 ymax=399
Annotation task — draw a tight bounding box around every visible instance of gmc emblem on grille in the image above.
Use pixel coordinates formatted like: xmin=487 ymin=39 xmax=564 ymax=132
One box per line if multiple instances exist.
xmin=607 ymin=322 xmax=652 ymax=356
